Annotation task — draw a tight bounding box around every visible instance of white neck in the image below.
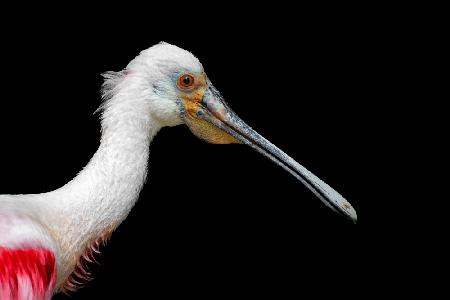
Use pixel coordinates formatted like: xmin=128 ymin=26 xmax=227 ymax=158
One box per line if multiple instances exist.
xmin=40 ymin=73 xmax=163 ymax=284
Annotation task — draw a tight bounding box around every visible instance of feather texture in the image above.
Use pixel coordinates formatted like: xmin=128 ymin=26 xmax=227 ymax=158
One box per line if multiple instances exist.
xmin=0 ymin=247 xmax=57 ymax=300
xmin=0 ymin=42 xmax=204 ymax=295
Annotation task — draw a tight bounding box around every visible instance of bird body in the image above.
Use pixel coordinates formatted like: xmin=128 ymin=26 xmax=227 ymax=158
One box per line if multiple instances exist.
xmin=0 ymin=42 xmax=356 ymax=299
xmin=0 ymin=45 xmax=171 ymax=296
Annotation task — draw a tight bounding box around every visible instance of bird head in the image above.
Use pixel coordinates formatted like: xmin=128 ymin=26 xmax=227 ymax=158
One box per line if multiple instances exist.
xmin=118 ymin=42 xmax=357 ymax=222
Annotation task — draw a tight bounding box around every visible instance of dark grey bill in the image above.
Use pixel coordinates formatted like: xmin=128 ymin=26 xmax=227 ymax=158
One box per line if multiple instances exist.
xmin=198 ymin=82 xmax=357 ymax=223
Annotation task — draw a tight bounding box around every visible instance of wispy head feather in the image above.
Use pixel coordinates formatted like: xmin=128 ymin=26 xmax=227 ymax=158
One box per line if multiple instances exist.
xmin=95 ymin=70 xmax=127 ymax=116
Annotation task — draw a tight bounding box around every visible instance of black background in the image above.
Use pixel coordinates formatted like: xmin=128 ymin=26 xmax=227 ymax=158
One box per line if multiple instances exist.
xmin=0 ymin=4 xmax=409 ymax=299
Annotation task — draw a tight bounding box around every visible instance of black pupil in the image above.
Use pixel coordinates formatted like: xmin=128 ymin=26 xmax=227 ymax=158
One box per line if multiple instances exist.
xmin=183 ymin=76 xmax=191 ymax=85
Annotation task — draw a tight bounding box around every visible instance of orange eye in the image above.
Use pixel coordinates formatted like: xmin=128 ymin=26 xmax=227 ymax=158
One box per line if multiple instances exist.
xmin=177 ymin=74 xmax=195 ymax=90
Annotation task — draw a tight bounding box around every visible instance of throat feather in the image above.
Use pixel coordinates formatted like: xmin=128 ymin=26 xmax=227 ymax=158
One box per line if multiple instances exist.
xmin=61 ymin=229 xmax=113 ymax=293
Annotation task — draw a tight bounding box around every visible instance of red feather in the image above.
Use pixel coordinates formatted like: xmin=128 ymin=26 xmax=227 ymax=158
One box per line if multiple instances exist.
xmin=0 ymin=247 xmax=57 ymax=300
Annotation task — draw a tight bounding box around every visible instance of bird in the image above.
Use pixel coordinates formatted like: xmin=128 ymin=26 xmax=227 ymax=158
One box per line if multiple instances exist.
xmin=0 ymin=42 xmax=357 ymax=299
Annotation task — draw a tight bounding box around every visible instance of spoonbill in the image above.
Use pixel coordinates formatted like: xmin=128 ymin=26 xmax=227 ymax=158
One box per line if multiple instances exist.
xmin=0 ymin=42 xmax=357 ymax=299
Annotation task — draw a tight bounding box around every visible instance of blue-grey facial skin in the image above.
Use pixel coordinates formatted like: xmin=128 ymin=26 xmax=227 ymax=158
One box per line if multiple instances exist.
xmin=152 ymin=83 xmax=166 ymax=97
xmin=196 ymin=82 xmax=357 ymax=222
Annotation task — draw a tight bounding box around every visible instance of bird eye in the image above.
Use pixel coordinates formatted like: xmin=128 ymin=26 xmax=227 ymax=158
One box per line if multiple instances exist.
xmin=177 ymin=74 xmax=195 ymax=90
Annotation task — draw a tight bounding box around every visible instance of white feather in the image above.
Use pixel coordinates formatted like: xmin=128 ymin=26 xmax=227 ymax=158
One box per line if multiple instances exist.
xmin=0 ymin=42 xmax=203 ymax=289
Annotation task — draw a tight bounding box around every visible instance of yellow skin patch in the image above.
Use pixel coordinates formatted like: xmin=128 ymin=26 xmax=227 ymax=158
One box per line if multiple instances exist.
xmin=179 ymin=73 xmax=239 ymax=144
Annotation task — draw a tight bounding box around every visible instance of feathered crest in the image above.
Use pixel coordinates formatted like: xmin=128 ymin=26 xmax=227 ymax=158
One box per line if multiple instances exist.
xmin=95 ymin=70 xmax=127 ymax=116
